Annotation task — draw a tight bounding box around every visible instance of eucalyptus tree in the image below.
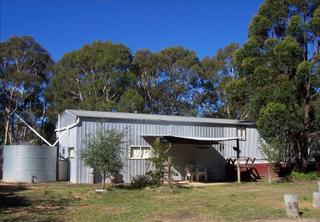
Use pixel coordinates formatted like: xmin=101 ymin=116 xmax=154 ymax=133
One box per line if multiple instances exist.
xmin=46 ymin=41 xmax=135 ymax=116
xmin=198 ymin=43 xmax=239 ymax=118
xmin=229 ymin=0 xmax=320 ymax=170
xmin=133 ymin=47 xmax=201 ymax=115
xmin=0 ymin=36 xmax=53 ymax=144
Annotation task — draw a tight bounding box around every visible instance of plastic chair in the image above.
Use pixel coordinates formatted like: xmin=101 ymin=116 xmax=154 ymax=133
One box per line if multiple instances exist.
xmin=195 ymin=164 xmax=207 ymax=182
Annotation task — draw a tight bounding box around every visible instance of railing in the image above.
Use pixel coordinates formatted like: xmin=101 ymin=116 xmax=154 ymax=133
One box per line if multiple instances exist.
xmin=226 ymin=157 xmax=256 ymax=167
xmin=225 ymin=157 xmax=260 ymax=181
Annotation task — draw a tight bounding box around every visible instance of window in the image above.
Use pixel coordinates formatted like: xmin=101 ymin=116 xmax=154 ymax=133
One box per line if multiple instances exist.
xmin=237 ymin=127 xmax=246 ymax=141
xmin=129 ymin=146 xmax=151 ymax=159
xmin=68 ymin=147 xmax=75 ymax=158
xmin=130 ymin=147 xmax=141 ymax=159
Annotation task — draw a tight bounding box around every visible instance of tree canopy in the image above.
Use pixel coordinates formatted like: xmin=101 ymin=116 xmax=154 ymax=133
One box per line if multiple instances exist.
xmin=0 ymin=36 xmax=54 ymax=144
xmin=227 ymin=0 xmax=320 ymax=170
xmin=46 ymin=41 xmax=134 ymax=117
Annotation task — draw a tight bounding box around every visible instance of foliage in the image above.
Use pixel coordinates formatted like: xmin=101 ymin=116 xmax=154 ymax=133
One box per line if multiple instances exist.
xmin=133 ymin=47 xmax=201 ymax=115
xmin=130 ymin=175 xmax=151 ymax=188
xmin=259 ymin=138 xmax=284 ymax=164
xmin=228 ymin=0 xmax=320 ymax=171
xmin=259 ymin=138 xmax=284 ymax=183
xmin=288 ymin=171 xmax=319 ymax=181
xmin=130 ymin=171 xmax=161 ymax=188
xmin=46 ymin=41 xmax=134 ymax=117
xmin=147 ymin=139 xmax=168 ymax=185
xmin=117 ymin=88 xmax=144 ymax=113
xmin=80 ymin=129 xmax=124 ymax=188
xmin=198 ymin=43 xmax=239 ymax=117
xmin=0 ymin=36 xmax=54 ymax=145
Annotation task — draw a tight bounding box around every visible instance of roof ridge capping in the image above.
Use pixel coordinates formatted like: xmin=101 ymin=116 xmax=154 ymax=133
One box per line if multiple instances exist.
xmin=64 ymin=109 xmax=256 ymax=127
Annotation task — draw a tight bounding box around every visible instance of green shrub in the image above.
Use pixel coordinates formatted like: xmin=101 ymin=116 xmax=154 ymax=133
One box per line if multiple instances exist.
xmin=131 ymin=175 xmax=150 ymax=188
xmin=288 ymin=171 xmax=319 ymax=180
xmin=130 ymin=171 xmax=163 ymax=188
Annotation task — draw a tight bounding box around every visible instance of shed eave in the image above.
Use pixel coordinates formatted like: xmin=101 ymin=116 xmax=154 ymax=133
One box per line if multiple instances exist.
xmin=64 ymin=109 xmax=257 ymax=127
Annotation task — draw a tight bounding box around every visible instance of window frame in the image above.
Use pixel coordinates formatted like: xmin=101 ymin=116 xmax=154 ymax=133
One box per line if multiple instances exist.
xmin=129 ymin=145 xmax=152 ymax=160
xmin=68 ymin=147 xmax=75 ymax=158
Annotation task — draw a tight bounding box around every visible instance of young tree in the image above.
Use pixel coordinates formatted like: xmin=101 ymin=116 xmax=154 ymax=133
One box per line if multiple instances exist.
xmin=80 ymin=129 xmax=124 ymax=189
xmin=148 ymin=139 xmax=168 ymax=185
xmin=259 ymin=138 xmax=284 ymax=183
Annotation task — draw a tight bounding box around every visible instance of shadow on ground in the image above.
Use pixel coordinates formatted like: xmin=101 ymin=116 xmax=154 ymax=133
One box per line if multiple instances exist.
xmin=0 ymin=183 xmax=30 ymax=209
xmin=0 ymin=183 xmax=69 ymax=222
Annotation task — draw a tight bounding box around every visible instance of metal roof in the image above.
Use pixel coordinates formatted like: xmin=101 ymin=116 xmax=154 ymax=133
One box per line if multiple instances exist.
xmin=64 ymin=109 xmax=256 ymax=127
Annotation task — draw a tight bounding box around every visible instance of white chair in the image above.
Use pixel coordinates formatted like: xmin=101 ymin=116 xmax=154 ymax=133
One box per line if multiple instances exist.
xmin=184 ymin=164 xmax=194 ymax=182
xmin=195 ymin=164 xmax=207 ymax=182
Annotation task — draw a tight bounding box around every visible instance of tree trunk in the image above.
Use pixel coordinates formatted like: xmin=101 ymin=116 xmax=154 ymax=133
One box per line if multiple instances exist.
xmin=300 ymin=62 xmax=312 ymax=171
xmin=268 ymin=163 xmax=272 ymax=184
xmin=298 ymin=135 xmax=309 ymax=172
xmin=4 ymin=119 xmax=9 ymax=145
xmin=102 ymin=171 xmax=106 ymax=189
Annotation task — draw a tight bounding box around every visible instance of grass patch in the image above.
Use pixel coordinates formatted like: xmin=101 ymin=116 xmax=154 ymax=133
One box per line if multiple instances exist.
xmin=0 ymin=181 xmax=319 ymax=221
xmin=287 ymin=171 xmax=319 ymax=181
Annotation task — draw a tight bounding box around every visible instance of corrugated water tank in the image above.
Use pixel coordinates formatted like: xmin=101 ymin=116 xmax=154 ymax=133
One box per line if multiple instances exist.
xmin=3 ymin=145 xmax=57 ymax=182
xmin=58 ymin=160 xmax=68 ymax=181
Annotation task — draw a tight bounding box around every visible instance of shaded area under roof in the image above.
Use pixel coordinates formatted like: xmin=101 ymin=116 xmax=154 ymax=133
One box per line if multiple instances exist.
xmin=63 ymin=109 xmax=256 ymax=127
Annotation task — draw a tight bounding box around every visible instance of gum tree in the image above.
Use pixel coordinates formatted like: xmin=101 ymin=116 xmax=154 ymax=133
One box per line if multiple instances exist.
xmin=0 ymin=36 xmax=53 ymax=144
xmin=229 ymin=0 xmax=320 ymax=171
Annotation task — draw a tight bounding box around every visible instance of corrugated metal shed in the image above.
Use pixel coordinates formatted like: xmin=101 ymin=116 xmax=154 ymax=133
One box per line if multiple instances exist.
xmin=57 ymin=109 xmax=263 ymax=184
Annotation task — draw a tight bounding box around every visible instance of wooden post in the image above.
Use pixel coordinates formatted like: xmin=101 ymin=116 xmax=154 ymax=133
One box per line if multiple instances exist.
xmin=318 ymin=181 xmax=320 ymax=191
xmin=313 ymin=192 xmax=320 ymax=208
xmin=284 ymin=194 xmax=299 ymax=218
xmin=168 ymin=156 xmax=172 ymax=186
xmin=236 ymin=139 xmax=241 ymax=183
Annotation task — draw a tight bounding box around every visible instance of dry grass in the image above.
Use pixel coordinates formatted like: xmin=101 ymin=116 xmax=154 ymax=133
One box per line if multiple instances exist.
xmin=0 ymin=180 xmax=319 ymax=222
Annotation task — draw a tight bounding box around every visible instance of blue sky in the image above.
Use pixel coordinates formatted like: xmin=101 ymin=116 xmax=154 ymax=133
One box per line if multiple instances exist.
xmin=1 ymin=0 xmax=263 ymax=61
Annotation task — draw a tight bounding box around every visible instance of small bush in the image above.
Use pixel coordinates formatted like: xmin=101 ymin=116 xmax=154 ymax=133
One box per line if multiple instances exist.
xmin=287 ymin=171 xmax=319 ymax=180
xmin=130 ymin=171 xmax=162 ymax=188
xmin=131 ymin=175 xmax=150 ymax=188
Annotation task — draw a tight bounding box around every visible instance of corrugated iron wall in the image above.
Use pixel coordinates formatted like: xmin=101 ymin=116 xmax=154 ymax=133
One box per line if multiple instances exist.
xmin=57 ymin=115 xmax=263 ymax=183
xmin=57 ymin=112 xmax=263 ymax=183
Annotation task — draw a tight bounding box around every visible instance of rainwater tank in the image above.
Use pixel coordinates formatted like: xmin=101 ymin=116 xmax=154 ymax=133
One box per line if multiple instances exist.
xmin=58 ymin=160 xmax=68 ymax=181
xmin=2 ymin=145 xmax=57 ymax=182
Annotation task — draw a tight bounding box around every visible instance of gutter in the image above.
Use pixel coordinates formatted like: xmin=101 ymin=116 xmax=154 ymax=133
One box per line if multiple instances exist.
xmin=13 ymin=113 xmax=80 ymax=147
xmin=53 ymin=118 xmax=80 ymax=146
